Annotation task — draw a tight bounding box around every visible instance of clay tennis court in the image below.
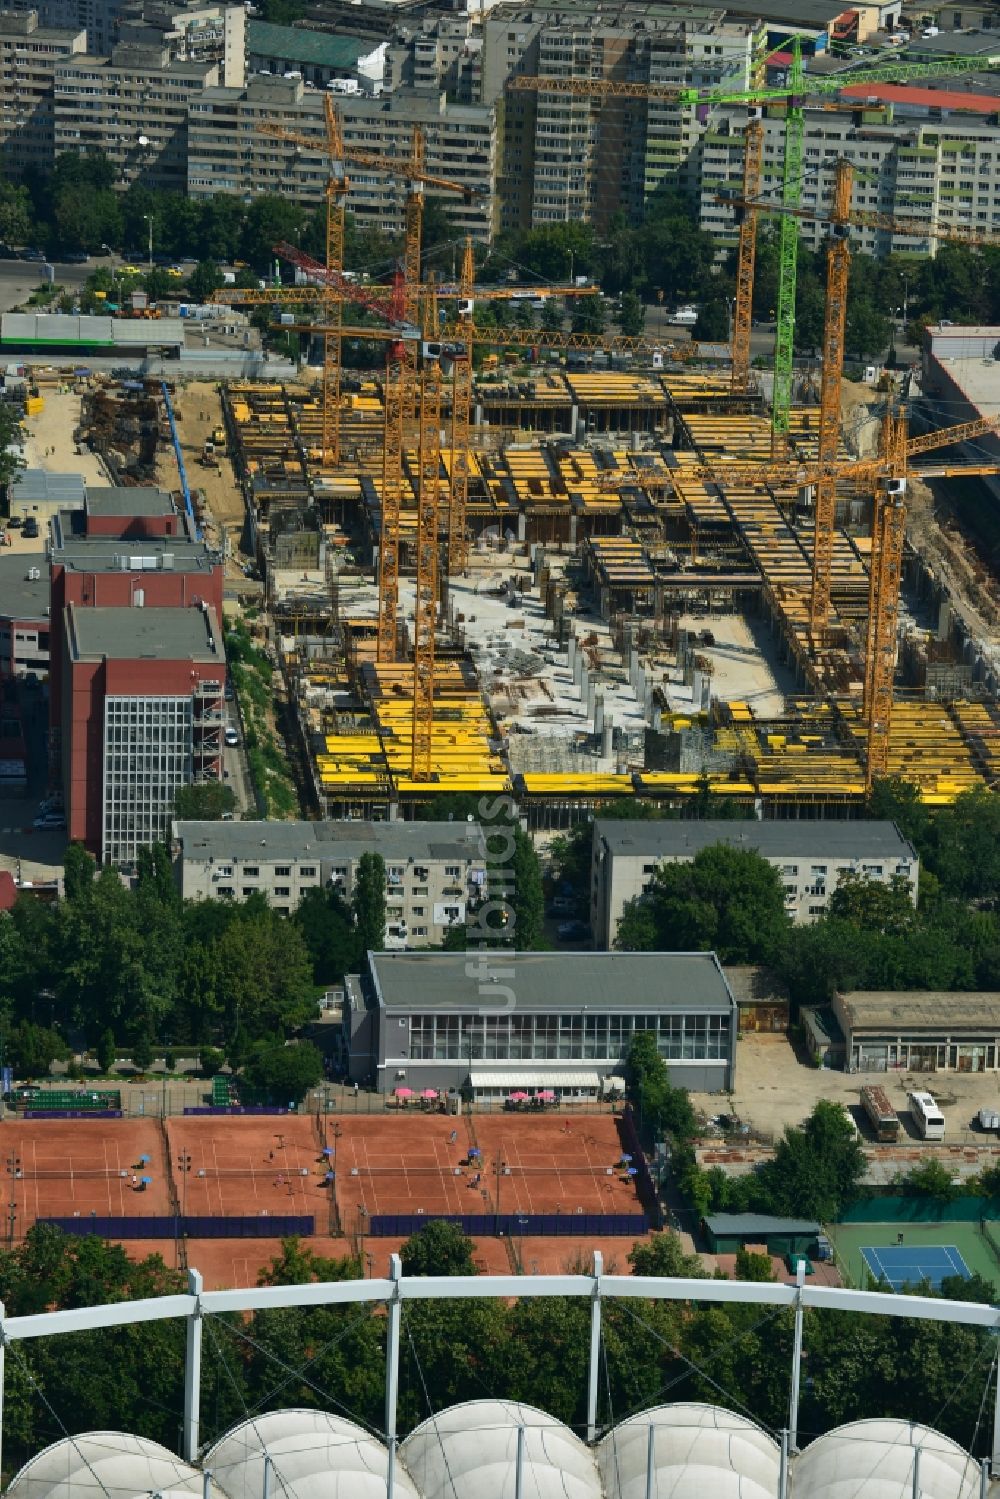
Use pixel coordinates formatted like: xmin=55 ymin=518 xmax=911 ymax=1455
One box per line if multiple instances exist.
xmin=164 ymin=1117 xmax=328 ymax=1220
xmin=4 ymin=1120 xmax=171 ymax=1230
xmin=331 ymin=1113 xmax=640 ymax=1228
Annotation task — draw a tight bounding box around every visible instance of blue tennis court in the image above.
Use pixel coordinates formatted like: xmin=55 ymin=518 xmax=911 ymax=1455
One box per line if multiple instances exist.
xmin=861 ymin=1243 xmax=971 ymax=1291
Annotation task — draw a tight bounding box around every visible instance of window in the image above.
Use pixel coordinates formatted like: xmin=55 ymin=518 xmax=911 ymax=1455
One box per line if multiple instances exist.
xmin=445 ymin=864 xmax=461 ymax=877
xmin=810 ymin=865 xmax=828 ymax=876
xmin=412 ymin=905 xmax=425 ymax=916
xmin=274 ymin=886 xmax=290 ymax=898
xmin=242 ymin=887 xmax=256 ymax=897
xmin=242 ymin=866 xmax=259 ymax=877
xmin=781 ymin=864 xmax=798 ymax=876
xmin=300 ymin=866 xmax=316 ymax=877
xmin=275 ymin=865 xmax=291 ymax=877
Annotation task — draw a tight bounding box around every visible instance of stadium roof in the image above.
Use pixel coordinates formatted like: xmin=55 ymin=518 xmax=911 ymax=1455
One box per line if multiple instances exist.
xmin=247 ymin=19 xmax=368 ymax=70
xmin=173 ymin=818 xmax=488 ymax=863
xmin=593 ymin=818 xmax=914 ymax=860
xmin=9 ymin=1407 xmax=980 ymax=1499
xmin=367 ymin=951 xmax=735 ymax=1013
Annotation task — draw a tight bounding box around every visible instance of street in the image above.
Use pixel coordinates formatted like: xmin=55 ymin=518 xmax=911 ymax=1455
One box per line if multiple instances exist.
xmin=0 ymin=259 xmax=96 ymax=315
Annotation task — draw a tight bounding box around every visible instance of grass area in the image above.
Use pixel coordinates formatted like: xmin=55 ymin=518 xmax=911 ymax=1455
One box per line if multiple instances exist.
xmin=226 ymin=620 xmax=299 ymax=819
xmin=828 ymin=1218 xmax=1000 ymax=1292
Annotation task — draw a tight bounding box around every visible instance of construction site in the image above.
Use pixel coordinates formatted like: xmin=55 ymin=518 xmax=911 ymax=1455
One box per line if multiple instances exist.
xmin=27 ymin=52 xmax=1000 ymax=824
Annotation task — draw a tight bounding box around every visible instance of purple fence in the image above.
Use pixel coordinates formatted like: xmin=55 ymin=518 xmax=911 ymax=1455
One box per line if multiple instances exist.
xmin=24 ymin=1110 xmax=124 ymax=1120
xmin=368 ymin=1213 xmax=647 ymax=1238
xmin=183 ymin=1106 xmax=292 ymax=1116
xmin=40 ymin=1214 xmax=314 ymax=1239
xmin=619 ymin=1104 xmax=661 ymax=1228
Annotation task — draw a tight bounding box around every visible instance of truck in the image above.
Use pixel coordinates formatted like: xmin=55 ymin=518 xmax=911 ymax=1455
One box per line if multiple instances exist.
xmin=861 ymin=1084 xmax=900 ymax=1143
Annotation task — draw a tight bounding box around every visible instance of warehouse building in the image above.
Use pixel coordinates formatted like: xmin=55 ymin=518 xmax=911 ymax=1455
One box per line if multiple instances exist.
xmin=344 ymin=950 xmax=738 ymax=1098
xmin=590 ymin=819 xmax=920 ymax=948
xmin=833 ymin=990 xmax=1000 ymax=1074
xmin=172 ymin=819 xmax=488 ymax=934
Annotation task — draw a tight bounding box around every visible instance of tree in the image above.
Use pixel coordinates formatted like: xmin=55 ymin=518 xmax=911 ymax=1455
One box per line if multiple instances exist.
xmin=96 ymin=1027 xmax=116 ymax=1073
xmin=187 ymin=259 xmax=223 ymax=303
xmin=243 ymin=1039 xmax=324 ymax=1105
xmin=735 ymin=1247 xmax=776 ymax=1282
xmin=615 ymin=843 xmax=790 ymax=964
xmin=293 ymin=885 xmax=359 ymax=984
xmin=571 ymin=297 xmax=606 ymax=335
xmin=510 ymin=825 xmax=544 ymax=949
xmin=400 ymin=1219 xmax=477 ymax=1277
xmin=63 ymin=842 xmax=96 ymax=902
xmin=694 ymin=297 xmax=729 ymax=341
xmin=174 ymin=782 xmax=235 ymax=820
xmin=743 ymin=1099 xmax=866 ymax=1222
xmin=352 ymin=851 xmax=386 ymax=955
xmin=899 ymin=1156 xmax=960 ymax=1202
xmin=0 ymin=404 xmax=26 ymax=495
xmin=627 ymin=1230 xmax=706 ymax=1278
xmin=0 ymin=181 xmax=33 ymax=247
xmin=828 ymin=871 xmax=916 ymax=937
xmin=625 ymin=1030 xmax=698 ymax=1144
xmin=131 ymin=1032 xmax=153 ymax=1073
xmin=258 ymin=1237 xmax=360 ymax=1285
xmin=617 ymin=290 xmax=645 ymax=337
xmin=9 ymin=1022 xmax=68 ymax=1078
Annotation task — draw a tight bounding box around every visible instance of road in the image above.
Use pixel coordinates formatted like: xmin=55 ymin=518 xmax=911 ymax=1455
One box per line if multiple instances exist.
xmin=0 ymin=259 xmax=98 ymax=314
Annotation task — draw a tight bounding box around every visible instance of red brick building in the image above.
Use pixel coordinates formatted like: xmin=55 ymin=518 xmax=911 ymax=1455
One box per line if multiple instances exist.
xmin=62 ymin=603 xmax=225 ymax=863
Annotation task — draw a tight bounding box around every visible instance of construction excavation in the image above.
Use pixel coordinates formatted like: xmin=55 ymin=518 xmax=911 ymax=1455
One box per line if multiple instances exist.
xmin=21 ymin=55 xmax=1000 ymax=826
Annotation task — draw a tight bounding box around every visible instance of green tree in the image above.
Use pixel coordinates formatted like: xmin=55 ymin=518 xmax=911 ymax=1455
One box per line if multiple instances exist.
xmin=96 ymin=1027 xmax=116 ymax=1073
xmin=131 ymin=1032 xmax=153 ymax=1072
xmin=694 ymin=297 xmax=729 ymax=341
xmin=293 ymin=885 xmax=359 ymax=984
xmin=627 ymin=1230 xmax=706 ymax=1278
xmin=243 ymin=1039 xmax=323 ymax=1105
xmin=174 ymin=781 xmax=236 ymax=820
xmin=745 ymin=1099 xmax=866 ymax=1222
xmin=625 ymin=1030 xmax=698 ymax=1143
xmin=616 ymin=843 xmax=789 ymax=963
xmin=0 ymin=404 xmax=26 ymax=494
xmin=9 ymin=1021 xmax=68 ymax=1078
xmin=0 ymin=181 xmax=33 ymax=247
xmin=258 ymin=1237 xmax=361 ymax=1285
xmin=571 ymin=297 xmax=606 ymax=335
xmin=617 ymin=290 xmax=645 ymax=336
xmin=400 ymin=1219 xmax=477 ymax=1277
xmin=828 ymin=871 xmax=916 ymax=936
xmin=735 ymin=1246 xmax=776 ymax=1282
xmin=510 ymin=825 xmax=544 ymax=948
xmin=352 ymin=851 xmax=386 ymax=955
xmin=63 ymin=842 xmax=96 ymax=902
xmin=899 ymin=1156 xmax=960 ymax=1202
xmin=187 ymin=259 xmax=224 ymax=303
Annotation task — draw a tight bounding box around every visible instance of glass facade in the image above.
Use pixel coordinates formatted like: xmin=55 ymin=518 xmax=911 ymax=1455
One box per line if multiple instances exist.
xmin=103 ymin=695 xmax=193 ymax=866
xmin=408 ymin=1011 xmax=729 ymax=1063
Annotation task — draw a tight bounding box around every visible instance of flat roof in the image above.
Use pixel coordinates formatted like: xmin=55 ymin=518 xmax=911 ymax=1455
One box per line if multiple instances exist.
xmin=247 ymin=18 xmax=368 ymax=69
xmin=51 ymin=532 xmax=215 ymax=574
xmin=0 ymin=552 xmax=49 ymax=622
xmin=594 ymin=818 xmax=915 ymax=860
xmin=840 ymin=81 xmax=1000 ymax=110
xmin=367 ymin=950 xmax=734 ymax=1013
xmin=174 ymin=819 xmax=488 ymax=863
xmin=1 ymin=313 xmax=185 ymax=348
xmin=8 ymin=470 xmax=85 ymax=507
xmin=66 ymin=604 xmax=222 ymax=662
xmin=86 ymin=485 xmax=174 ymax=517
xmin=838 ymin=990 xmax=1000 ymax=1031
xmin=705 ymin=1214 xmax=821 ymax=1236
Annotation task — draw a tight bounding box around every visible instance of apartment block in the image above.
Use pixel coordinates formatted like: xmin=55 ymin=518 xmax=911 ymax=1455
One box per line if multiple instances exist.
xmin=700 ymin=86 xmax=1000 ymax=259
xmin=171 ymin=819 xmax=489 ymax=939
xmin=590 ymin=819 xmax=919 ymax=948
xmin=0 ymin=9 xmax=85 ymax=178
xmin=188 ymin=73 xmax=497 ymax=240
xmin=53 ymin=40 xmax=218 ymax=189
xmin=116 ymin=0 xmax=245 ymax=87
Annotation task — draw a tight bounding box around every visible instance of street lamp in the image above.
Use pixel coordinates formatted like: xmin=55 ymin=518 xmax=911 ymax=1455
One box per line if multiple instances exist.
xmin=143 ymin=214 xmax=153 ymax=270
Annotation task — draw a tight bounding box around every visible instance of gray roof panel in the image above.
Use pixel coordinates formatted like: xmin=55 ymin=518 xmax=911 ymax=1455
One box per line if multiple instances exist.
xmin=594 ymin=818 xmax=915 ymax=861
xmin=367 ymin=951 xmax=735 ymax=1014
xmin=0 ymin=552 xmax=49 ymax=622
xmin=174 ymin=819 xmax=488 ymax=864
xmin=67 ymin=604 xmax=222 ymax=662
xmin=705 ymin=1214 xmax=821 ymax=1236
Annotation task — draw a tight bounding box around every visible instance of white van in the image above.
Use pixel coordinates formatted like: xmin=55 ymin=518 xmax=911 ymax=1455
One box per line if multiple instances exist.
xmin=669 ymin=306 xmax=699 ymax=327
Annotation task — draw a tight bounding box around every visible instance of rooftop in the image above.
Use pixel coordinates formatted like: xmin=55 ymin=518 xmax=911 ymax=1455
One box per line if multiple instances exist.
xmin=0 ymin=553 xmax=49 ymax=622
xmin=1 ymin=314 xmax=186 ymax=348
xmin=86 ymin=486 xmax=174 ymax=518
xmin=247 ymin=18 xmax=368 ymax=69
xmin=66 ymin=604 xmax=222 ymax=662
xmin=7 ymin=470 xmax=85 ymax=508
xmin=367 ymin=950 xmax=735 ymax=1013
xmin=594 ymin=818 xmax=916 ymax=861
xmin=837 ymin=990 xmax=1000 ymax=1030
xmin=51 ymin=531 xmax=215 ymax=574
xmin=704 ymin=1213 xmax=822 ymax=1235
xmin=173 ymin=818 xmax=488 ymax=863
xmin=840 ymin=81 xmax=1000 ymax=110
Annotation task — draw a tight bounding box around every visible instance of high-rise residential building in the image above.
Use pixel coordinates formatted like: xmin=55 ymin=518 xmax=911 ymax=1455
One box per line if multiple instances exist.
xmin=700 ymin=85 xmax=1000 ymax=261
xmin=53 ymin=41 xmax=219 ymax=189
xmin=62 ymin=602 xmax=225 ymax=864
xmin=188 ymin=73 xmax=497 ymax=240
xmin=0 ymin=9 xmax=85 ymax=178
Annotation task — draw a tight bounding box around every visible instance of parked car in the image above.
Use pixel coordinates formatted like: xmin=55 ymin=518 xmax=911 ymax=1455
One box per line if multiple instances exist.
xmin=557 ymin=919 xmax=589 ymax=941
xmin=22 ymin=518 xmax=39 ymax=538
xmin=61 ymin=250 xmax=90 ymax=264
xmin=21 ymin=248 xmax=47 ymax=262
xmin=224 ymin=727 xmax=239 ymax=747
xmin=33 ymin=812 xmax=66 ymax=831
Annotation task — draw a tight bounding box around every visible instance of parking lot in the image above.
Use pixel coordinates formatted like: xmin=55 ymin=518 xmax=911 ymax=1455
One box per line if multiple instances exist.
xmin=691 ymin=1032 xmax=1000 ymax=1146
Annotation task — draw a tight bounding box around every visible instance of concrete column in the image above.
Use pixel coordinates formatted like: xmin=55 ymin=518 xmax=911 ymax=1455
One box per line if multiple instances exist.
xmin=568 ymin=634 xmax=577 ymax=672
xmin=517 ymin=513 xmax=527 ymax=542
xmin=569 ymin=514 xmax=578 ymax=545
xmin=183 ymin=1270 xmax=203 ymax=1462
xmin=602 ymin=718 xmax=614 ymax=758
xmin=586 ymin=1250 xmax=603 ymax=1441
xmin=594 ymin=694 xmax=605 ymax=737
xmin=587 ymin=678 xmax=597 ymax=718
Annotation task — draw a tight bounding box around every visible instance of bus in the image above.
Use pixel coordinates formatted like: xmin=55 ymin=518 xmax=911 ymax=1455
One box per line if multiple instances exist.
xmin=861 ymin=1084 xmax=900 ymax=1143
xmin=909 ymin=1090 xmax=945 ymax=1141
